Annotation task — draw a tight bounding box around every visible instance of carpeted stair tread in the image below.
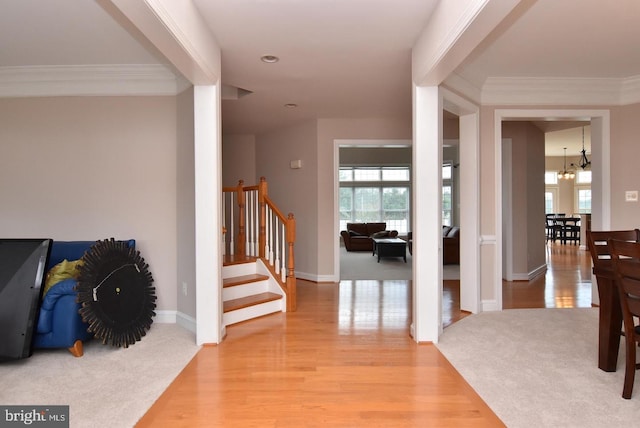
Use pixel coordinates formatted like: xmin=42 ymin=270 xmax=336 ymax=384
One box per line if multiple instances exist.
xmin=223 ymin=292 xmax=282 ymax=313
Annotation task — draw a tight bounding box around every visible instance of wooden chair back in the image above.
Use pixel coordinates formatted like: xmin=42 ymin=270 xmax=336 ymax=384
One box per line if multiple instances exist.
xmin=587 ymin=229 xmax=640 ymax=372
xmin=608 ymin=238 xmax=640 ymax=398
xmin=588 ymin=230 xmax=640 ymax=278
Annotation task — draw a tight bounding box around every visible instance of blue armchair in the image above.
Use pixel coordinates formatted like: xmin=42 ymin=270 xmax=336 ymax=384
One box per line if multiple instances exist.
xmin=33 ymin=239 xmax=135 ymax=357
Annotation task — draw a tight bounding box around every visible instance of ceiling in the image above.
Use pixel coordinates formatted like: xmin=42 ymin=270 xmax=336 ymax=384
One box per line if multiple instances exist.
xmin=2 ymin=0 xmax=639 ymax=156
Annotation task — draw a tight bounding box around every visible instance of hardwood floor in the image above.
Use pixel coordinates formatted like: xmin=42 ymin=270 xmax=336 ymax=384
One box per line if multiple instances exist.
xmin=136 ymin=242 xmax=589 ymax=427
xmin=502 ymin=242 xmax=593 ymax=309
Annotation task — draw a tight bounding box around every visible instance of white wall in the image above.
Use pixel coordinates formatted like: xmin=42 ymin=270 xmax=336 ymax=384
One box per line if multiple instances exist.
xmin=318 ymin=118 xmax=412 ymax=281
xmin=223 ymin=117 xmax=412 ymax=281
xmin=610 ymin=103 xmax=640 ymax=229
xmin=176 ymin=88 xmax=196 ymax=319
xmin=0 ymin=96 xmax=179 ymax=313
xmin=502 ymin=121 xmax=546 ymax=278
xmin=222 ymin=134 xmax=256 ymax=187
xmin=256 ymin=119 xmax=319 ymax=279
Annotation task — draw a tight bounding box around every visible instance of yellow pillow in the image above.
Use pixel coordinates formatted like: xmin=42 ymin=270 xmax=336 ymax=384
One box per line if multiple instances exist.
xmin=43 ymin=259 xmax=84 ymax=297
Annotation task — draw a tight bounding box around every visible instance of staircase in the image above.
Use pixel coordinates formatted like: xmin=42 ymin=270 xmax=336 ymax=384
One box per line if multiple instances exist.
xmin=222 ymin=256 xmax=286 ymax=326
xmin=222 ymin=177 xmax=297 ymax=326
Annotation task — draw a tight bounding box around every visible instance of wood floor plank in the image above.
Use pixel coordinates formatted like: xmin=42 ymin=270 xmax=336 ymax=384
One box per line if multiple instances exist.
xmin=137 ymin=279 xmax=504 ymax=427
xmin=137 ymin=242 xmax=588 ymax=427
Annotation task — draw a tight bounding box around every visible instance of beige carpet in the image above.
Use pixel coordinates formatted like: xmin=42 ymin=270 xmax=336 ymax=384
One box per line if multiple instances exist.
xmin=340 ymin=245 xmax=460 ymax=280
xmin=436 ymin=308 xmax=640 ymax=427
xmin=0 ymin=323 xmax=200 ymax=428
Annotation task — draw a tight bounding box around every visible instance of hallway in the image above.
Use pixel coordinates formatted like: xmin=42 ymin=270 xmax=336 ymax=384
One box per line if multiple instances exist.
xmin=502 ymin=242 xmax=593 ymax=309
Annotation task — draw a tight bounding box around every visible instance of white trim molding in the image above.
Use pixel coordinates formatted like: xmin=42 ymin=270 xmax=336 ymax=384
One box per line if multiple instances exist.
xmin=154 ymin=310 xmax=177 ymax=324
xmin=445 ymin=72 xmax=640 ymax=106
xmin=510 ymin=263 xmax=547 ymax=282
xmin=0 ymin=64 xmax=189 ymax=98
xmin=176 ymin=311 xmax=197 ymax=333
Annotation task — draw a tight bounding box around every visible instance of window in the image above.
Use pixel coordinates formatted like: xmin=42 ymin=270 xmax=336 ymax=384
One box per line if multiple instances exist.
xmin=575 ymin=188 xmax=591 ymax=213
xmin=339 ymin=167 xmax=410 ymax=233
xmin=576 ymin=170 xmax=591 ymax=184
xmin=545 ymin=171 xmax=558 ymax=185
xmin=574 ymin=170 xmax=591 ymax=213
xmin=442 ymin=164 xmax=453 ymax=180
xmin=545 ymin=191 xmax=555 ymax=214
xmin=544 ymin=171 xmax=559 ymax=214
xmin=442 ymin=163 xmax=453 ymax=225
xmin=442 ymin=185 xmax=452 ymax=225
xmin=354 ymin=168 xmax=380 ymax=181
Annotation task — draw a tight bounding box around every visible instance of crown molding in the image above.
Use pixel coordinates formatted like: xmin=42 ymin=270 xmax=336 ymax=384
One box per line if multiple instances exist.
xmin=442 ymin=73 xmax=482 ymax=104
xmin=0 ymin=64 xmax=190 ymax=98
xmin=481 ymin=77 xmax=623 ymax=105
xmin=444 ymin=73 xmax=640 ymax=106
xmin=620 ymin=75 xmax=640 ymax=105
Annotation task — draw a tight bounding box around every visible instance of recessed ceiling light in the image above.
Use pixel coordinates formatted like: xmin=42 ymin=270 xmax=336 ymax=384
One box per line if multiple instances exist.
xmin=284 ymin=103 xmax=298 ymax=108
xmin=261 ymin=55 xmax=279 ymax=63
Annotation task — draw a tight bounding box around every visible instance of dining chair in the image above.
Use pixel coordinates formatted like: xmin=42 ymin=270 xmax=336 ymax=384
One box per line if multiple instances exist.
xmin=564 ymin=217 xmax=581 ymax=244
xmin=545 ymin=216 xmax=558 ymax=242
xmin=588 ymin=229 xmax=640 ymax=372
xmin=609 ymin=238 xmax=640 ymax=399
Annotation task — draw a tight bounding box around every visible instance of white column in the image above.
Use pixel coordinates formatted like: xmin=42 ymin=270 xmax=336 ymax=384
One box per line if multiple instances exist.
xmin=459 ymin=112 xmax=481 ymax=313
xmin=194 ymin=84 xmax=223 ymax=345
xmin=412 ymin=85 xmax=443 ymax=343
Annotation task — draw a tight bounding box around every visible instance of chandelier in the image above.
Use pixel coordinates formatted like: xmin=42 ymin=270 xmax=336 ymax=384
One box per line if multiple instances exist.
xmin=575 ymin=126 xmax=591 ymax=170
xmin=558 ymin=147 xmax=575 ymax=180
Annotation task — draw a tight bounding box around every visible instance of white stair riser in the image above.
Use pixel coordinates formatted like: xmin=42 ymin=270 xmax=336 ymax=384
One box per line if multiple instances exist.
xmin=223 ymin=280 xmax=269 ymax=300
xmin=222 ymin=263 xmax=257 ymax=279
xmin=223 ymin=299 xmax=283 ymax=326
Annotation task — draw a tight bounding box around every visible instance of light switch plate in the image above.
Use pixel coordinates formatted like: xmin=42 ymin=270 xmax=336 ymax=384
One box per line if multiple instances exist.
xmin=625 ymin=191 xmax=638 ymax=202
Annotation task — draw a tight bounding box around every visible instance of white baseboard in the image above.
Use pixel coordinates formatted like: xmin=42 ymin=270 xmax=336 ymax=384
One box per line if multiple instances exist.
xmin=153 ymin=310 xmax=177 ymax=324
xmin=510 ymin=263 xmax=547 ymax=281
xmin=482 ymin=299 xmax=501 ymax=312
xmin=529 ymin=264 xmax=547 ymax=280
xmin=295 ymin=271 xmax=338 ymax=283
xmin=176 ymin=312 xmax=197 ymax=333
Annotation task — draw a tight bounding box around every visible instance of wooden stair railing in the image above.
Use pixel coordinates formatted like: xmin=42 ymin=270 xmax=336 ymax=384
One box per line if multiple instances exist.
xmin=223 ymin=177 xmax=296 ymax=311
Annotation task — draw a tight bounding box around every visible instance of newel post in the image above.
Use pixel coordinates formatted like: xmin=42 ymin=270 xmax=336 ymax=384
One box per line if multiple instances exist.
xmin=236 ymin=180 xmax=246 ymax=256
xmin=286 ymin=213 xmax=296 ymax=311
xmin=258 ymin=177 xmax=267 ymax=258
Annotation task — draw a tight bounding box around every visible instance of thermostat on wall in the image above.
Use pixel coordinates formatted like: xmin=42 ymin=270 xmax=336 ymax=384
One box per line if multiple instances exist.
xmin=290 ymin=160 xmax=302 ymax=169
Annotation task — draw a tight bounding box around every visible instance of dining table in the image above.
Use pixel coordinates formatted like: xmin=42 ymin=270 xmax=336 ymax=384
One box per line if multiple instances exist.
xmin=551 ymin=216 xmax=581 ymax=244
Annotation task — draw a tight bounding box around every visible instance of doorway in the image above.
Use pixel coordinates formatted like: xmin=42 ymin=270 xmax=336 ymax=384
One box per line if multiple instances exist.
xmin=495 ymin=109 xmax=611 ymax=308
xmin=334 ymin=139 xmax=412 ymax=280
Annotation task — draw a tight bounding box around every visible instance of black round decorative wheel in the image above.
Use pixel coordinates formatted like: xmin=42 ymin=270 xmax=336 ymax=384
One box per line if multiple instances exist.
xmin=76 ymin=238 xmax=156 ymax=348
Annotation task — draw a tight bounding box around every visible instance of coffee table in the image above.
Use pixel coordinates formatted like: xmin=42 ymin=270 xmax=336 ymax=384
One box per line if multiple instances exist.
xmin=372 ymin=237 xmax=407 ymax=262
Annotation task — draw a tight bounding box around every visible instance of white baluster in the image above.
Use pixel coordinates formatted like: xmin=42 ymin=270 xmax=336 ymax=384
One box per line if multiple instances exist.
xmin=245 ymin=192 xmax=250 ymax=256
xmin=222 ymin=193 xmax=226 ymax=256
xmin=281 ymin=225 xmax=286 ymax=282
xmin=253 ymin=191 xmax=257 ymax=256
xmin=274 ymin=220 xmax=280 ymax=275
xmin=265 ymin=206 xmax=272 ymax=262
xmin=230 ymin=193 xmax=234 ymax=255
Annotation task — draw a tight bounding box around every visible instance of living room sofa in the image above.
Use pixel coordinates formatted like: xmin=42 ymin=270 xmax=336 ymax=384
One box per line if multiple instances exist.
xmin=443 ymin=226 xmax=460 ymax=265
xmin=406 ymin=227 xmax=459 ymax=264
xmin=341 ymin=222 xmax=398 ymax=251
xmin=33 ymin=239 xmax=135 ymax=357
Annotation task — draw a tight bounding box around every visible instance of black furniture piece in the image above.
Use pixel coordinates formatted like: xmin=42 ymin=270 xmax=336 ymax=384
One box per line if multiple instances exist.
xmin=0 ymin=238 xmax=52 ymax=361
xmin=554 ymin=216 xmax=581 ymax=244
xmin=372 ymin=238 xmax=407 ymax=263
